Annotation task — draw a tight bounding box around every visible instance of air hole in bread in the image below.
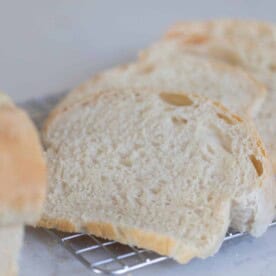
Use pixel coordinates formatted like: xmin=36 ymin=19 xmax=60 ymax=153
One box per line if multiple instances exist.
xmin=256 ymin=139 xmax=266 ymax=157
xmin=209 ymin=124 xmax=232 ymax=154
xmin=213 ymin=101 xmax=228 ymax=112
xmin=231 ymin=114 xmax=242 ymax=122
xmin=217 ymin=113 xmax=236 ymax=125
xmin=249 ymin=155 xmax=263 ymax=177
xmin=172 ymin=116 xmax=187 ymax=125
xmin=160 ymin=93 xmax=193 ymax=106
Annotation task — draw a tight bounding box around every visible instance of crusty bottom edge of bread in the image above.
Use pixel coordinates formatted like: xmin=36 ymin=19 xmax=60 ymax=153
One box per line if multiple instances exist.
xmin=38 ymin=217 xmax=228 ymax=264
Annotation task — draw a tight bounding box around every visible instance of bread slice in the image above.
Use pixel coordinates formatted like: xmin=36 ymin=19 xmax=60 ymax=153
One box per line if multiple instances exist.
xmin=163 ymin=19 xmax=276 ymax=171
xmin=0 ymin=225 xmax=23 ymax=276
xmin=52 ymin=51 xmax=266 ymax=121
xmin=0 ymin=92 xmax=47 ymax=226
xmin=39 ymin=88 xmax=275 ymax=264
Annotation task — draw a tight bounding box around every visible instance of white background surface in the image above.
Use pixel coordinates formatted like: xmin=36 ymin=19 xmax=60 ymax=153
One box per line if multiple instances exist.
xmin=0 ymin=1 xmax=275 ymax=275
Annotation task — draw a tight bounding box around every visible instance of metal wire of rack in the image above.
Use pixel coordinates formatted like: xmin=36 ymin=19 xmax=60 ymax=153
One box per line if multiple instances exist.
xmin=45 ymin=221 xmax=276 ymax=275
xmin=21 ymin=94 xmax=276 ymax=274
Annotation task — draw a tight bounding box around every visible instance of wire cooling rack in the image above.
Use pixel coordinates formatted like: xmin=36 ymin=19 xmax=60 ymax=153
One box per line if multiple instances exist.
xmin=20 ymin=94 xmax=276 ymax=275
xmin=44 ymin=228 xmax=240 ymax=275
xmin=45 ymin=222 xmax=276 ymax=275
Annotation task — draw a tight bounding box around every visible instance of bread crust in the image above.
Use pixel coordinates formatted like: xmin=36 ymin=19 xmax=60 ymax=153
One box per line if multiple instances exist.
xmin=38 ymin=218 xmax=76 ymax=233
xmin=39 ymin=190 xmax=232 ymax=263
xmin=0 ymin=104 xmax=47 ymax=226
xmin=43 ymin=58 xmax=266 ymax=136
xmin=45 ymin=24 xmax=269 ymax=128
xmin=165 ymin=19 xmax=276 ymax=41
xmin=39 ymin=217 xmax=220 ymax=263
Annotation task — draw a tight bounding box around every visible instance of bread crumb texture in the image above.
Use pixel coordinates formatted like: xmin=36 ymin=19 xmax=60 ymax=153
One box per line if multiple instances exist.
xmin=40 ymin=89 xmax=275 ymax=263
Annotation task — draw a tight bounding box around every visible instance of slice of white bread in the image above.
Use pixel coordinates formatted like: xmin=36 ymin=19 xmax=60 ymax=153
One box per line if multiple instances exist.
xmin=52 ymin=52 xmax=266 ymax=120
xmin=39 ymin=88 xmax=275 ymax=264
xmin=163 ymin=19 xmax=276 ymax=171
xmin=0 ymin=225 xmax=23 ymax=276
xmin=0 ymin=92 xmax=47 ymax=226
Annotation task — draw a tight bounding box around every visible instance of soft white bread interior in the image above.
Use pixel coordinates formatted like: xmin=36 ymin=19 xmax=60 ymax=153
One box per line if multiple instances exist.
xmin=40 ymin=88 xmax=275 ymax=264
xmin=0 ymin=92 xmax=47 ymax=226
xmin=52 ymin=51 xmax=266 ymax=120
xmin=164 ymin=19 xmax=276 ymax=171
xmin=0 ymin=225 xmax=23 ymax=276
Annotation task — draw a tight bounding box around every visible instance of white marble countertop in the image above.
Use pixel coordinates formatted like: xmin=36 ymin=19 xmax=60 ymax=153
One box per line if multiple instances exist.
xmin=21 ymin=226 xmax=276 ymax=276
xmin=0 ymin=1 xmax=275 ymax=275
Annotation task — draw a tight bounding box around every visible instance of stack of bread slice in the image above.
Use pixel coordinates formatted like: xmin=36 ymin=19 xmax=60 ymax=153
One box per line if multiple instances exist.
xmin=163 ymin=19 xmax=276 ymax=171
xmin=39 ymin=20 xmax=276 ymax=264
xmin=0 ymin=93 xmax=46 ymax=275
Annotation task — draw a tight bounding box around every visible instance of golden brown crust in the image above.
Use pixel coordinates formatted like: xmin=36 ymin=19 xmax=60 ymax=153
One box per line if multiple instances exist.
xmin=44 ymin=36 xmax=267 ymax=134
xmin=118 ymin=227 xmax=177 ymax=257
xmin=139 ymin=40 xmax=267 ymax=100
xmin=85 ymin=222 xmax=118 ymax=240
xmin=0 ymin=104 xmax=47 ymax=226
xmin=38 ymin=218 xmax=188 ymax=262
xmin=39 ymin=216 xmax=238 ymax=263
xmin=38 ymin=218 xmax=76 ymax=233
xmin=164 ymin=19 xmax=276 ymax=41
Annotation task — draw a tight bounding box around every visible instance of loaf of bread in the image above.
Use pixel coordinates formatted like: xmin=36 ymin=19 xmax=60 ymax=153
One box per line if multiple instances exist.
xmin=39 ymin=88 xmax=275 ymax=264
xmin=52 ymin=52 xmax=266 ymax=120
xmin=0 ymin=92 xmax=47 ymax=275
xmin=163 ymin=19 xmax=276 ymax=171
xmin=0 ymin=93 xmax=47 ymax=226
